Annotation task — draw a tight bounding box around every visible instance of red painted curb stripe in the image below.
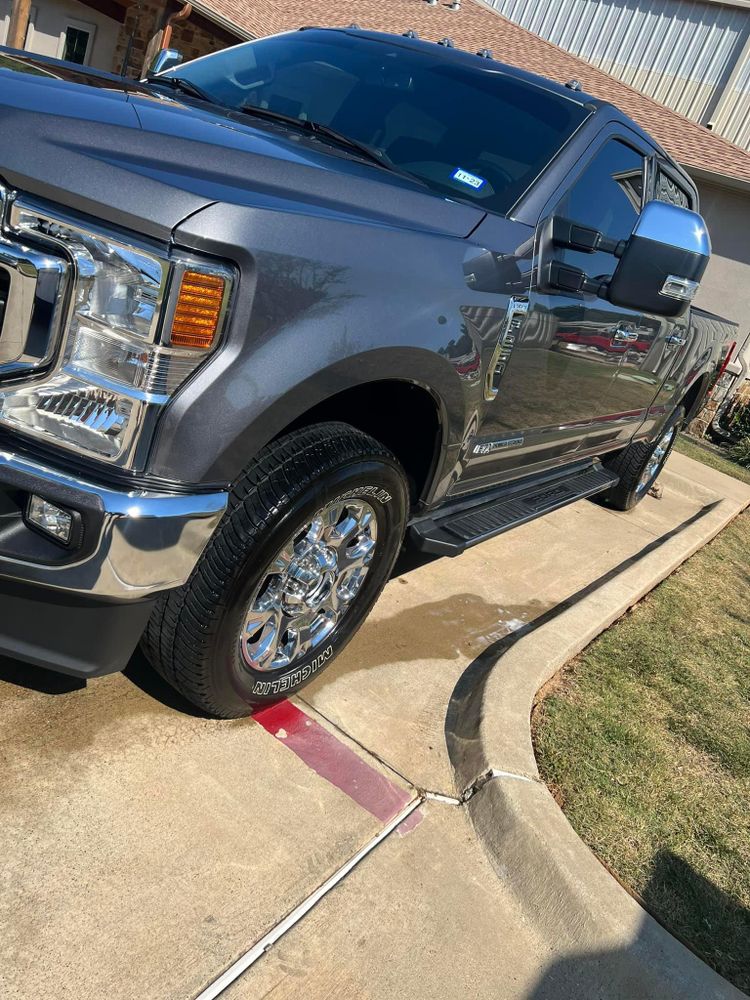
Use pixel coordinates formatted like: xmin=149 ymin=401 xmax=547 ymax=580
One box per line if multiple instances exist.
xmin=254 ymin=700 xmax=415 ymax=825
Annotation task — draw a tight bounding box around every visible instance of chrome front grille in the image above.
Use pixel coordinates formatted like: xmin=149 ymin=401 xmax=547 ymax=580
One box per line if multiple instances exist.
xmin=0 ymin=184 xmax=69 ymax=379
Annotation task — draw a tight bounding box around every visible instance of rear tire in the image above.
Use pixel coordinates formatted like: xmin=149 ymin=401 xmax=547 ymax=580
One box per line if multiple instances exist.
xmin=599 ymin=407 xmax=684 ymax=511
xmin=142 ymin=422 xmax=409 ymax=718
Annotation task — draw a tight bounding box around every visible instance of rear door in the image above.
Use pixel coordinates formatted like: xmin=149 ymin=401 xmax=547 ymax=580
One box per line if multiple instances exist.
xmin=606 ymin=161 xmax=696 ymax=442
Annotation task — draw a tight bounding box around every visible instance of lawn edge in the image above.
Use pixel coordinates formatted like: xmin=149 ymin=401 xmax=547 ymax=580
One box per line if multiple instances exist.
xmin=460 ymin=466 xmax=750 ymax=999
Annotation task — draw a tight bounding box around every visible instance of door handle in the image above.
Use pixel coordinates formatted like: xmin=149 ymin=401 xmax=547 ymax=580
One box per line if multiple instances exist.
xmin=612 ymin=326 xmax=640 ymax=343
xmin=666 ymin=334 xmax=688 ymax=347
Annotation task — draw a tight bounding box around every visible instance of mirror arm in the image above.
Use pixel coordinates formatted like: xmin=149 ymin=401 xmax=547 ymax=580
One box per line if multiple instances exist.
xmin=552 ymin=217 xmax=626 ymax=257
xmin=544 ymin=261 xmax=609 ymax=297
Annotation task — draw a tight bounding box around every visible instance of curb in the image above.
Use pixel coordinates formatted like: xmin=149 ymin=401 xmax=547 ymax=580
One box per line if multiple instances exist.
xmin=455 ymin=475 xmax=749 ymax=999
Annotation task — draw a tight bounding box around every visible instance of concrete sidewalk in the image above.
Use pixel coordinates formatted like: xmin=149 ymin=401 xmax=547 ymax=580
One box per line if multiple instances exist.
xmin=1 ymin=450 xmax=746 ymax=1000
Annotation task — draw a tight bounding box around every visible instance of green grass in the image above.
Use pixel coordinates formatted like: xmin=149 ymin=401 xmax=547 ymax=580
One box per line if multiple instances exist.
xmin=675 ymin=434 xmax=750 ymax=486
xmin=533 ymin=511 xmax=750 ymax=993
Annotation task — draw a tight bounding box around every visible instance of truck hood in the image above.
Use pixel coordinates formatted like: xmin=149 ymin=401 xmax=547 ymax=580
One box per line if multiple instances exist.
xmin=0 ymin=51 xmax=485 ymax=242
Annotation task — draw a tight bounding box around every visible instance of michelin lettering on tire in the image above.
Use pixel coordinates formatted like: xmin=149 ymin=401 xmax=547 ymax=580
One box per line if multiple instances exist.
xmin=251 ymin=644 xmax=334 ymax=696
xmin=331 ymin=485 xmax=392 ymax=505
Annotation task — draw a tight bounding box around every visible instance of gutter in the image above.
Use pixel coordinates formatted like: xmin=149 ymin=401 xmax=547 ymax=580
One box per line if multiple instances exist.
xmin=683 ymin=164 xmax=750 ymax=196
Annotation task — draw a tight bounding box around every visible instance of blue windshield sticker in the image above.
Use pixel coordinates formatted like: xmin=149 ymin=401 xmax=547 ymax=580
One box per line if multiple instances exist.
xmin=451 ymin=168 xmax=486 ymax=190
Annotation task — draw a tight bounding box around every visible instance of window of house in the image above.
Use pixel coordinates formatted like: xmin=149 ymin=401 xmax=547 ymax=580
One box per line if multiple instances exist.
xmin=554 ymin=139 xmax=645 ymax=280
xmin=60 ymin=22 xmax=93 ymax=65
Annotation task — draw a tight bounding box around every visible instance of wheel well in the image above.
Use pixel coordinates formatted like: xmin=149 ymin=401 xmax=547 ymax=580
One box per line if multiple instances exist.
xmin=283 ymin=381 xmax=442 ymax=506
xmin=681 ymin=376 xmax=709 ymax=423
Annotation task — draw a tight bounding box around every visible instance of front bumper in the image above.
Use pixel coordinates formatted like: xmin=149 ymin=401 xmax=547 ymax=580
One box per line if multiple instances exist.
xmin=0 ymin=446 xmax=227 ymax=676
xmin=0 ymin=447 xmax=227 ymax=599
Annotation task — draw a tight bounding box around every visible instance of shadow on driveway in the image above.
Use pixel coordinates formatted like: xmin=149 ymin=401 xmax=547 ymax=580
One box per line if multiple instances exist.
xmin=528 ymin=850 xmax=749 ymax=998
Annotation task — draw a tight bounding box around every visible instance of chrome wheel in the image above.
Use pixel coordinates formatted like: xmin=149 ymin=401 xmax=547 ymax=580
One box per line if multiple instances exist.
xmin=239 ymin=499 xmax=378 ymax=673
xmin=637 ymin=426 xmax=676 ymax=495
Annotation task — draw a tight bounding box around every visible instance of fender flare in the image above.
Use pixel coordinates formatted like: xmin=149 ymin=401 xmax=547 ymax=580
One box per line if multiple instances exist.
xmin=150 ymin=344 xmax=467 ymax=487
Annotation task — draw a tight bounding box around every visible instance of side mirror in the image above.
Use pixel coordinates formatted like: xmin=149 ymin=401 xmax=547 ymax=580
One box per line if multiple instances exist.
xmin=608 ymin=202 xmax=711 ymax=318
xmin=146 ymin=48 xmax=183 ymax=78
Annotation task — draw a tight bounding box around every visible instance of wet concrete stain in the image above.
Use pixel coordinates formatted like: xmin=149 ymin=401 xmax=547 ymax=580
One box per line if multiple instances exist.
xmin=308 ymin=592 xmax=554 ymax=692
xmin=444 ymin=499 xmax=723 ymax=790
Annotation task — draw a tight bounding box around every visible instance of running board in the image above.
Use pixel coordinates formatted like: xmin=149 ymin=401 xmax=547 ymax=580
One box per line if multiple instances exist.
xmin=410 ymin=462 xmax=619 ymax=556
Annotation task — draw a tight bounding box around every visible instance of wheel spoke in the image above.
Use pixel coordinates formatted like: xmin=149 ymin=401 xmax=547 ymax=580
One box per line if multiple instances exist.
xmin=243 ymin=605 xmax=282 ymax=668
xmin=328 ymin=514 xmax=359 ymax=547
xmin=271 ymin=542 xmax=295 ymax=575
xmin=338 ymin=535 xmax=376 ymax=574
xmin=244 ymin=604 xmax=276 ymax=636
xmin=322 ymin=503 xmax=343 ymax=539
xmin=284 ymin=613 xmax=312 ymax=662
xmin=304 ymin=515 xmax=325 ymax=546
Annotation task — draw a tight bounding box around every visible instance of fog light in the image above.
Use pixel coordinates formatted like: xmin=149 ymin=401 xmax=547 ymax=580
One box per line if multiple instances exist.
xmin=26 ymin=495 xmax=73 ymax=545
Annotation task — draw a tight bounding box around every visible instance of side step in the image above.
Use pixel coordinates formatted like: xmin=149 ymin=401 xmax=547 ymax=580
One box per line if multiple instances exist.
xmin=410 ymin=462 xmax=619 ymax=556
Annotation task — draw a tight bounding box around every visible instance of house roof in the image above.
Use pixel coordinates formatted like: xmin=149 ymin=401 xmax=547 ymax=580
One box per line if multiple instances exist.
xmin=193 ymin=0 xmax=750 ymax=188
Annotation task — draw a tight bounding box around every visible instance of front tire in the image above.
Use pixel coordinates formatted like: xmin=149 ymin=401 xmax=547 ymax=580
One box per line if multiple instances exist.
xmin=599 ymin=406 xmax=684 ymax=511
xmin=142 ymin=423 xmax=409 ymax=718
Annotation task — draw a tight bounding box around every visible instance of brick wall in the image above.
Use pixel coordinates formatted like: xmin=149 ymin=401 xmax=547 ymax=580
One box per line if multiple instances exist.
xmin=114 ymin=1 xmax=240 ymax=78
xmin=114 ymin=0 xmax=163 ymax=77
xmin=688 ymin=377 xmax=750 ymax=437
xmin=170 ymin=16 xmax=229 ymax=63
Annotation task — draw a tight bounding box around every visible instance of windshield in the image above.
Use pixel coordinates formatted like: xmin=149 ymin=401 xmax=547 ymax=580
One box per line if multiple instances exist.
xmin=162 ymin=30 xmax=589 ymax=215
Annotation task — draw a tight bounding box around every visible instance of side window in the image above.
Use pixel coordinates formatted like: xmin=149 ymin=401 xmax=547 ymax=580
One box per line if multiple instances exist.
xmin=655 ymin=168 xmax=692 ymax=210
xmin=554 ymin=139 xmax=645 ymax=281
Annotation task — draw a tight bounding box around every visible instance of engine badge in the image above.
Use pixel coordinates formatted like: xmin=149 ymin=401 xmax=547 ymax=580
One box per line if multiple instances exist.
xmin=473 ymin=436 xmax=525 ymax=456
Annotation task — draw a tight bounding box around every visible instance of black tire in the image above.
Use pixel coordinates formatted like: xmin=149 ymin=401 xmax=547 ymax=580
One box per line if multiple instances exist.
xmin=599 ymin=406 xmax=684 ymax=511
xmin=142 ymin=423 xmax=409 ymax=718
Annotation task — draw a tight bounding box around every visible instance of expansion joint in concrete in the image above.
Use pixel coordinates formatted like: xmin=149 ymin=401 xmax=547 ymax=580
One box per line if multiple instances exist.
xmin=461 ymin=767 xmax=538 ymax=803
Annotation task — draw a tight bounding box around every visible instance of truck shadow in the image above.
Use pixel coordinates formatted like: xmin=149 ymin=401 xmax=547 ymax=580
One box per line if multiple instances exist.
xmin=526 ymin=849 xmax=748 ymax=997
xmin=123 ymin=649 xmax=211 ymax=718
xmin=0 ymin=654 xmax=85 ymax=695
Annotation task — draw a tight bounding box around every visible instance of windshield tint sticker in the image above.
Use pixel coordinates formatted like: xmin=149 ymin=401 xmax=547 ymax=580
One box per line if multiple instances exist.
xmin=451 ymin=168 xmax=486 ymax=190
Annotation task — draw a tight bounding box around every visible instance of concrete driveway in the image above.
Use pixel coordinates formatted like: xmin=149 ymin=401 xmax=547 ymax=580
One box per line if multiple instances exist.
xmin=1 ymin=451 xmax=746 ymax=1000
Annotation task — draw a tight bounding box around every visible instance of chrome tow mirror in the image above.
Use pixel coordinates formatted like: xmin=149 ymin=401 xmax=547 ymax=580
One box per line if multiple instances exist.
xmin=146 ymin=48 xmax=184 ymax=78
xmin=608 ymin=201 xmax=711 ymax=318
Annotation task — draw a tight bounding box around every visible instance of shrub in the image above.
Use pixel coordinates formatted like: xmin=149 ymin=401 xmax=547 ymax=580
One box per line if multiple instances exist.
xmin=730 ymin=401 xmax=750 ymax=438
xmin=729 ymin=435 xmax=750 ymax=468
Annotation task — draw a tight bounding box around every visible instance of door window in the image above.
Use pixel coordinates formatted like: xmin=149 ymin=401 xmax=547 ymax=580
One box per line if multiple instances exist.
xmin=554 ymin=139 xmax=645 ymax=282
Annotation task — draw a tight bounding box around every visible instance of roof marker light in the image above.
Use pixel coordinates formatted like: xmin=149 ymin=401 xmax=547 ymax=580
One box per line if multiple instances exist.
xmin=403 ymin=28 xmax=419 ymax=38
xmin=565 ymin=79 xmax=583 ymax=91
xmin=437 ymin=36 xmax=454 ymax=46
xmin=477 ymin=48 xmax=493 ymax=58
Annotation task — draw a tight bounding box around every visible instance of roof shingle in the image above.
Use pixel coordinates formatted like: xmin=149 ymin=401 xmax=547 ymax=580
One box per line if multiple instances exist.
xmin=198 ymin=0 xmax=750 ymax=186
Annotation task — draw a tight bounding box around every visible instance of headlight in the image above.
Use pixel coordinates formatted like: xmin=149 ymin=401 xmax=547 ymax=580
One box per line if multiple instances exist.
xmin=0 ymin=201 xmax=233 ymax=467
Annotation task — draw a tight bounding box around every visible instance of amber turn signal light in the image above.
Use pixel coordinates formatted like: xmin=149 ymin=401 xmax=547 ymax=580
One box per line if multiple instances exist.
xmin=170 ymin=270 xmax=226 ymax=349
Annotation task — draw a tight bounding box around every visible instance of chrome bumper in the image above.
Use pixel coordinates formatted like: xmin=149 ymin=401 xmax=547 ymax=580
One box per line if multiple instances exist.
xmin=0 ymin=448 xmax=227 ymax=600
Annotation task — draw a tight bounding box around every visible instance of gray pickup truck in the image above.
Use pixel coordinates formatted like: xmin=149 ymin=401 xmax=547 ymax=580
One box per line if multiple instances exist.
xmin=0 ymin=28 xmax=737 ymax=716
